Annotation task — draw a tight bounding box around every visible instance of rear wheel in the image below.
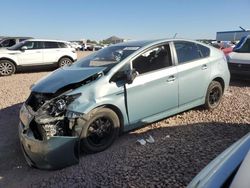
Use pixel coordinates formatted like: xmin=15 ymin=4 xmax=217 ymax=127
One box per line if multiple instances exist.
xmin=58 ymin=57 xmax=73 ymax=67
xmin=0 ymin=60 xmax=16 ymax=76
xmin=204 ymin=81 xmax=223 ymax=110
xmin=78 ymin=108 xmax=120 ymax=153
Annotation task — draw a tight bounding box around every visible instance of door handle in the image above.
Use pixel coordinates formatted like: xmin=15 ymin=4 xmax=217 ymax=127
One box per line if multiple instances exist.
xmin=167 ymin=75 xmax=176 ymax=82
xmin=201 ymin=64 xmax=208 ymax=70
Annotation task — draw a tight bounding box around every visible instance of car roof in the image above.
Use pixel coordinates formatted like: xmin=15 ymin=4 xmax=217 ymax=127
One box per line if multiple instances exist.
xmin=112 ymin=38 xmax=207 ymax=48
xmin=112 ymin=39 xmax=162 ymax=47
xmin=26 ymin=39 xmax=69 ymax=43
xmin=0 ymin=37 xmax=32 ymax=39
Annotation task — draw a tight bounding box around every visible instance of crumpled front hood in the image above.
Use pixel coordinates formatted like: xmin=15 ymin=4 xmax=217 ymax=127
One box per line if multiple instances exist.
xmin=31 ymin=66 xmax=106 ymax=93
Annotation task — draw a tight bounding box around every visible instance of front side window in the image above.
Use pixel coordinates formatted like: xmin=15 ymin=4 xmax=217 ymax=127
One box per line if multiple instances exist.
xmin=24 ymin=41 xmax=43 ymax=50
xmin=132 ymin=44 xmax=172 ymax=74
xmin=174 ymin=41 xmax=202 ymax=64
xmin=44 ymin=42 xmax=59 ymax=49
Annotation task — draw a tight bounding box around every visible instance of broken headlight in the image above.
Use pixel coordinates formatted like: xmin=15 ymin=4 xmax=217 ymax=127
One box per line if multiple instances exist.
xmin=41 ymin=93 xmax=81 ymax=117
xmin=36 ymin=93 xmax=81 ymax=139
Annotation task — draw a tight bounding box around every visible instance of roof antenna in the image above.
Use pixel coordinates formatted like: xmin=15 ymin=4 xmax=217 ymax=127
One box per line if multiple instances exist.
xmin=173 ymin=33 xmax=178 ymax=38
xmin=239 ymin=26 xmax=246 ymax=31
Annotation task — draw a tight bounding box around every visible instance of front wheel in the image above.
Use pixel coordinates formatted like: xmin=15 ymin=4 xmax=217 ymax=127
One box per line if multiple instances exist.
xmin=58 ymin=57 xmax=73 ymax=67
xmin=204 ymin=81 xmax=223 ymax=110
xmin=78 ymin=108 xmax=120 ymax=153
xmin=0 ymin=60 xmax=16 ymax=76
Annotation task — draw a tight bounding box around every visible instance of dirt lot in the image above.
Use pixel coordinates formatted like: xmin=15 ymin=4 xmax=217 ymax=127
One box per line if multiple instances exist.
xmin=0 ymin=52 xmax=250 ymax=187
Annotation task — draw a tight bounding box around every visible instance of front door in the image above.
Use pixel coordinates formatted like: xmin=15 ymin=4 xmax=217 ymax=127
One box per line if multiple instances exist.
xmin=17 ymin=41 xmax=43 ymax=65
xmin=126 ymin=43 xmax=178 ymax=124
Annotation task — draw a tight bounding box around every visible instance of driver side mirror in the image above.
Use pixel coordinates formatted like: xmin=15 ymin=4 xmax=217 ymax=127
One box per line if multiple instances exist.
xmin=21 ymin=46 xmax=28 ymax=51
xmin=126 ymin=68 xmax=137 ymax=84
xmin=110 ymin=68 xmax=137 ymax=84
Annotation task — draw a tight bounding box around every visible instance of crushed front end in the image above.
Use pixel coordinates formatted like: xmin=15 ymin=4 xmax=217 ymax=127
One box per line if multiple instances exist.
xmin=19 ymin=92 xmax=83 ymax=170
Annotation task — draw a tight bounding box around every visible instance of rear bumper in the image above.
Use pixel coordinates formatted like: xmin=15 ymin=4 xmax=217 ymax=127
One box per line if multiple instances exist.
xmin=228 ymin=63 xmax=250 ymax=76
xmin=18 ymin=122 xmax=79 ymax=170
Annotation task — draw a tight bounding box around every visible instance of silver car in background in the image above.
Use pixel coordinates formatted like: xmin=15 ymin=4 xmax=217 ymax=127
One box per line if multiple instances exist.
xmin=188 ymin=132 xmax=250 ymax=188
xmin=19 ymin=39 xmax=230 ymax=169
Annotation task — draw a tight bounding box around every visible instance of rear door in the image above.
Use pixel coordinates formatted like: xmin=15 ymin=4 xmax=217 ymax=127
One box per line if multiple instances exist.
xmin=173 ymin=41 xmax=211 ymax=106
xmin=126 ymin=43 xmax=178 ymax=124
xmin=43 ymin=42 xmax=61 ymax=64
xmin=17 ymin=41 xmax=44 ymax=65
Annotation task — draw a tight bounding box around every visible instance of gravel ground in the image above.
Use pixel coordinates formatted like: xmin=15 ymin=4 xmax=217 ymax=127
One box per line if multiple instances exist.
xmin=0 ymin=54 xmax=249 ymax=187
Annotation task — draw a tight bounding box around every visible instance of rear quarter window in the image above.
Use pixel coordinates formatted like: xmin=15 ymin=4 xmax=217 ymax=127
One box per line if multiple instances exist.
xmin=44 ymin=42 xmax=59 ymax=49
xmin=58 ymin=42 xmax=68 ymax=48
xmin=197 ymin=44 xmax=210 ymax=57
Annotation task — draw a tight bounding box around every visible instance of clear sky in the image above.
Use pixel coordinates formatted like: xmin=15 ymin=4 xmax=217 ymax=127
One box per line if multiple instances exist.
xmin=1 ymin=0 xmax=250 ymax=41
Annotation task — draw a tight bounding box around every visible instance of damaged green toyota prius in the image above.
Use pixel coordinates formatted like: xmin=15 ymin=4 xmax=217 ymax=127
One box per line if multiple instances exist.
xmin=19 ymin=39 xmax=230 ymax=169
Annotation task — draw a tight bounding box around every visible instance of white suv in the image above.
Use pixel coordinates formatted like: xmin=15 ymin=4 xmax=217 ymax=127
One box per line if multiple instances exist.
xmin=227 ymin=35 xmax=250 ymax=76
xmin=0 ymin=39 xmax=77 ymax=76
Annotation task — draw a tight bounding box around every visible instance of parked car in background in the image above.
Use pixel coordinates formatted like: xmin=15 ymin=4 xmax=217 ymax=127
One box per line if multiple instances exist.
xmin=86 ymin=43 xmax=94 ymax=51
xmin=69 ymin=42 xmax=82 ymax=51
xmin=80 ymin=43 xmax=87 ymax=51
xmin=19 ymin=39 xmax=230 ymax=169
xmin=211 ymin=42 xmax=233 ymax=55
xmin=0 ymin=39 xmax=77 ymax=76
xmin=188 ymin=132 xmax=250 ymax=188
xmin=93 ymin=45 xmax=103 ymax=51
xmin=227 ymin=35 xmax=250 ymax=76
xmin=0 ymin=37 xmax=32 ymax=48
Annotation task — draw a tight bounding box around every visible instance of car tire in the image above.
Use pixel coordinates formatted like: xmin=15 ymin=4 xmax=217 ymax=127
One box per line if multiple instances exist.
xmin=0 ymin=60 xmax=16 ymax=76
xmin=58 ymin=57 xmax=73 ymax=67
xmin=204 ymin=81 xmax=223 ymax=110
xmin=78 ymin=108 xmax=120 ymax=153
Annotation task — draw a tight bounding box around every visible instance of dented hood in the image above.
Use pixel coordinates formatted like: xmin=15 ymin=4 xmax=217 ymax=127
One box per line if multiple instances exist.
xmin=31 ymin=66 xmax=106 ymax=93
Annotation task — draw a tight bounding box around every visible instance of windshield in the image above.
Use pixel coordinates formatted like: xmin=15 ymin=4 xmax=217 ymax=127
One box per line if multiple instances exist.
xmin=7 ymin=41 xmax=25 ymax=50
xmin=234 ymin=36 xmax=248 ymax=51
xmin=72 ymin=45 xmax=140 ymax=71
xmin=0 ymin=39 xmax=4 ymax=47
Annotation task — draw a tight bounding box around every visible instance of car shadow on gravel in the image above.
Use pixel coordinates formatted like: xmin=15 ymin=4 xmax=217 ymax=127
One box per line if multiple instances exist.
xmin=0 ymin=103 xmax=54 ymax=188
xmin=16 ymin=65 xmax=56 ymax=74
xmin=1 ymin=103 xmax=250 ymax=188
xmin=230 ymin=76 xmax=250 ymax=87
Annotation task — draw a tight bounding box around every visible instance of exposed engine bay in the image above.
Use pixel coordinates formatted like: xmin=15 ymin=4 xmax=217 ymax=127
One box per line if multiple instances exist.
xmin=25 ymin=74 xmax=100 ymax=141
xmin=25 ymin=92 xmax=77 ymax=140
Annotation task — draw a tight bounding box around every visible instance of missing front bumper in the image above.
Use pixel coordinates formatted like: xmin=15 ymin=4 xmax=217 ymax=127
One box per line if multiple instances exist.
xmin=19 ymin=122 xmax=80 ymax=170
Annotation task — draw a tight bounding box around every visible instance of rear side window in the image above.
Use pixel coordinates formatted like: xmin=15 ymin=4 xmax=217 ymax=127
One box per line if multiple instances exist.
xmin=58 ymin=42 xmax=68 ymax=48
xmin=44 ymin=42 xmax=59 ymax=49
xmin=197 ymin=44 xmax=210 ymax=57
xmin=174 ymin=41 xmax=202 ymax=64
